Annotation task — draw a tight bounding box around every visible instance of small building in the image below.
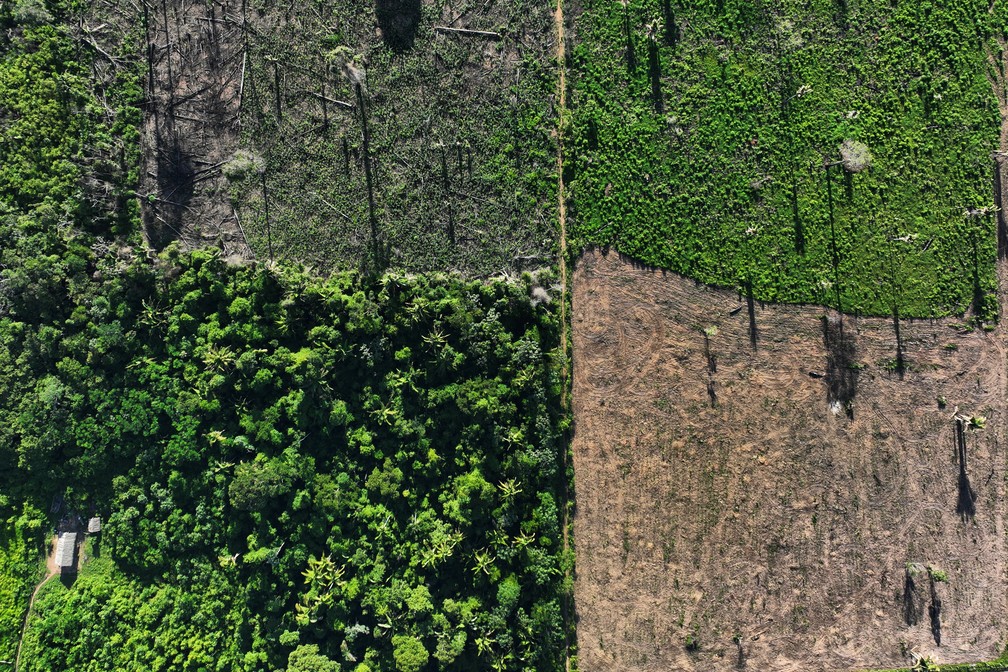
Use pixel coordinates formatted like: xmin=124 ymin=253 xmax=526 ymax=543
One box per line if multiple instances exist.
xmin=87 ymin=517 xmax=101 ymax=534
xmin=56 ymin=532 xmax=77 ymax=574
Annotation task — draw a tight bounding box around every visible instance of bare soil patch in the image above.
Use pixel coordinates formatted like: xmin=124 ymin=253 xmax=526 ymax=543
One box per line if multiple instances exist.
xmin=571 ymin=248 xmax=1007 ymax=672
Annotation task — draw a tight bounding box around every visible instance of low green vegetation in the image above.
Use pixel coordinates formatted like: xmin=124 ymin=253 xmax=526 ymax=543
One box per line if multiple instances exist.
xmin=0 ymin=507 xmax=44 ymax=661
xmin=568 ymin=0 xmax=1007 ymax=317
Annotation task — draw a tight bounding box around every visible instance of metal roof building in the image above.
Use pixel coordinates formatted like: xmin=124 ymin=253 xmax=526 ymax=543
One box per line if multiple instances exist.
xmin=87 ymin=517 xmax=101 ymax=534
xmin=56 ymin=532 xmax=77 ymax=573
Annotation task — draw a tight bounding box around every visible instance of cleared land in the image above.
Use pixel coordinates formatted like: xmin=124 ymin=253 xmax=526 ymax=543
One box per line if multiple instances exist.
xmin=566 ymin=0 xmax=1003 ymax=317
xmin=571 ymin=248 xmax=1007 ymax=671
xmin=135 ymin=0 xmax=558 ymax=273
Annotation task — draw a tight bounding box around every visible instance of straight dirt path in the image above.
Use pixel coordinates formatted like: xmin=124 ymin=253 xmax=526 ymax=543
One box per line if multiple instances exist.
xmin=555 ymin=0 xmax=568 ymax=362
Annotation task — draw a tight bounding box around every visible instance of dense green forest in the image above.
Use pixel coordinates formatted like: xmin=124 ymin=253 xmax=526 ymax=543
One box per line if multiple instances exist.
xmin=568 ymin=0 xmax=1005 ymax=317
xmin=7 ymin=250 xmax=570 ymax=672
xmin=0 ymin=2 xmax=570 ymax=670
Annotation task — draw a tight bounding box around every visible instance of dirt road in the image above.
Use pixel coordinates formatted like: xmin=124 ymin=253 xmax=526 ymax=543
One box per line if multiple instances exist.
xmin=14 ymin=536 xmax=58 ymax=672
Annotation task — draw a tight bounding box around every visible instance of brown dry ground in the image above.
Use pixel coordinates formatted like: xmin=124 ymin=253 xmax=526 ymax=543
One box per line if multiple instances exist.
xmin=571 ymin=248 xmax=1008 ymax=672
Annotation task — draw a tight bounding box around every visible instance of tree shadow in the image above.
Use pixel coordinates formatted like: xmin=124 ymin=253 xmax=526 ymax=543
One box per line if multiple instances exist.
xmin=822 ymin=315 xmax=857 ymax=419
xmin=969 ymin=231 xmax=986 ymax=319
xmin=661 ymin=0 xmax=679 ymax=46
xmin=891 ymin=309 xmax=905 ymax=379
xmin=623 ymin=4 xmax=637 ymax=75
xmin=902 ymin=569 xmax=921 ymax=625
xmin=376 ymin=0 xmax=421 ymax=54
xmin=745 ymin=279 xmax=757 ymax=350
xmin=825 ymin=166 xmax=842 ymax=312
xmin=955 ymin=419 xmax=977 ymax=520
xmin=834 ymin=0 xmax=849 ymax=31
xmin=928 ymin=580 xmax=942 ymax=646
xmin=647 ymin=38 xmax=663 ymax=113
xmin=791 ymin=182 xmax=804 ymax=255
xmin=994 ymin=158 xmax=1008 ymax=260
xmin=957 ymin=469 xmax=977 ymax=520
xmin=150 ymin=132 xmax=195 ymax=249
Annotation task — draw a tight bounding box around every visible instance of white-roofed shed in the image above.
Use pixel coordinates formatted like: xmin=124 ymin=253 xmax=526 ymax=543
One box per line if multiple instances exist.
xmin=56 ymin=532 xmax=77 ymax=573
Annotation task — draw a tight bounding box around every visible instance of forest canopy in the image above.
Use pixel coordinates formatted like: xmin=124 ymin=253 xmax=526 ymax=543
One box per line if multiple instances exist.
xmin=0 ymin=2 xmax=571 ymax=670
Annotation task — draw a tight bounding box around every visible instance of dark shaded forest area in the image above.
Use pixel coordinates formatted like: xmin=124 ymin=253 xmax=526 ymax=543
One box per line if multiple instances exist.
xmin=0 ymin=2 xmax=571 ymax=670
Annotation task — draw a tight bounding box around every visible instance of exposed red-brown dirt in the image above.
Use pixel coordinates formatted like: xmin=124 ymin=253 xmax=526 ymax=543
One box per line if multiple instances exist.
xmin=571 ymin=248 xmax=1007 ymax=672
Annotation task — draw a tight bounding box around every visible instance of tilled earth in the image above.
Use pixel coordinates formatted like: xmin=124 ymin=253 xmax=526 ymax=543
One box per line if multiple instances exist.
xmin=571 ymin=248 xmax=1007 ymax=671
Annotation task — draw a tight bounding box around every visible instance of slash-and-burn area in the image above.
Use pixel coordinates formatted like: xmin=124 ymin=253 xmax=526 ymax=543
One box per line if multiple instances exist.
xmin=571 ymin=249 xmax=1007 ymax=671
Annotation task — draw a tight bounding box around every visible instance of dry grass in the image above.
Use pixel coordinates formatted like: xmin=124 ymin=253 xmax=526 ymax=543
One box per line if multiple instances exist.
xmin=571 ymin=248 xmax=1007 ymax=672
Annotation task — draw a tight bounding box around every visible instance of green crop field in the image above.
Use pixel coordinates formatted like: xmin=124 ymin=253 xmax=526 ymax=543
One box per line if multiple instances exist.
xmin=567 ymin=0 xmax=1007 ymax=317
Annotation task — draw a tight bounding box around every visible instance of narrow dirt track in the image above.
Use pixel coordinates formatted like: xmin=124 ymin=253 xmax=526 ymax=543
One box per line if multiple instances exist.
xmin=14 ymin=536 xmax=58 ymax=672
xmin=553 ymin=0 xmax=572 ymax=669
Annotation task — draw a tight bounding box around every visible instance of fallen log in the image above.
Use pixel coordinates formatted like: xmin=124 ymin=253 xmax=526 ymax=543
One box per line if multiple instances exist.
xmin=434 ymin=26 xmax=502 ymax=40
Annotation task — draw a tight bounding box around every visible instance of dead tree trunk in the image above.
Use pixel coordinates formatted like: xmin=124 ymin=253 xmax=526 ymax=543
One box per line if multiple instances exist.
xmin=955 ymin=418 xmax=977 ymax=520
xmin=261 ymin=170 xmax=273 ymax=263
xmin=273 ymin=60 xmax=283 ymax=123
xmin=144 ymin=2 xmax=156 ymax=106
xmin=321 ymin=64 xmax=328 ymax=129
xmin=440 ymin=147 xmax=456 ymax=246
xmin=354 ymin=81 xmax=378 ymax=251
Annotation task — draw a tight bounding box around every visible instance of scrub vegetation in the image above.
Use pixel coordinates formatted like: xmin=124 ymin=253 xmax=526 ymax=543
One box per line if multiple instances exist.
xmin=567 ymin=0 xmax=1007 ymax=317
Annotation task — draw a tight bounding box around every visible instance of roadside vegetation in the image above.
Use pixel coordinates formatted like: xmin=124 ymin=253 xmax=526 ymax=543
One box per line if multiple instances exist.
xmin=0 ymin=515 xmax=42 ymax=663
